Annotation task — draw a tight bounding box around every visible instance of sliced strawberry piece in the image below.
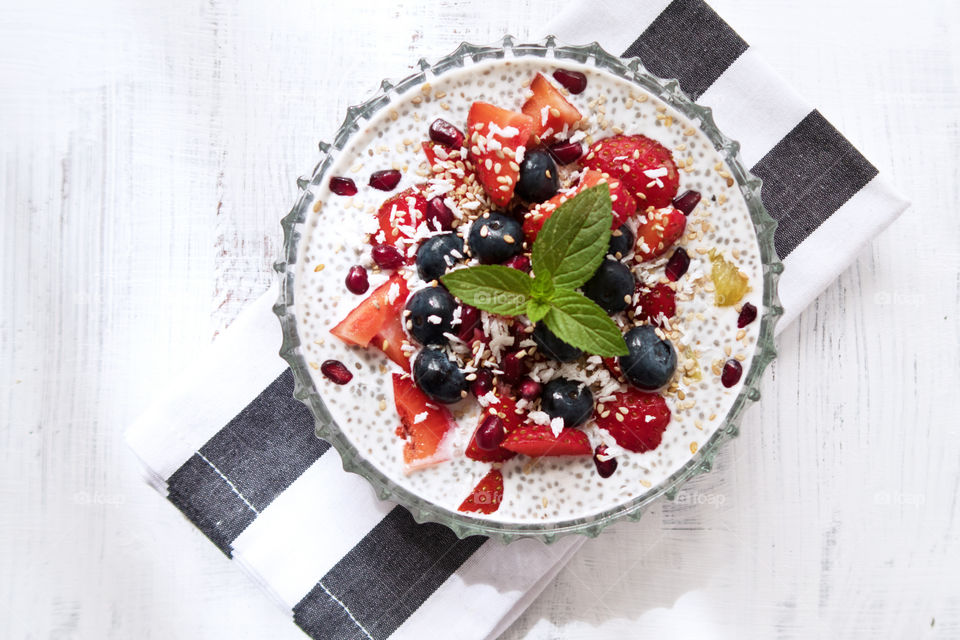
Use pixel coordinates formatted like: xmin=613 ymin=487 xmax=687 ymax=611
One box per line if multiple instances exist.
xmin=521 ymin=73 xmax=582 ymax=143
xmin=458 ymin=469 xmax=504 ymax=514
xmin=501 ymin=423 xmax=592 ymax=457
xmin=635 ymin=282 xmax=677 ymax=325
xmin=594 ymin=388 xmax=671 ymax=453
xmin=635 ymin=206 xmax=686 ymax=261
xmin=330 ymin=274 xmax=409 ymax=348
xmin=422 ymin=141 xmax=468 ymax=193
xmin=581 ymin=134 xmax=679 ymax=208
xmin=374 ymin=186 xmax=428 ymax=250
xmin=393 ymin=373 xmax=456 ymax=472
xmin=373 ymin=313 xmax=411 ymax=372
xmin=465 ymin=395 xmax=525 ymax=462
xmin=466 ymin=102 xmax=534 ymax=207
xmin=522 ymin=169 xmax=635 ymax=241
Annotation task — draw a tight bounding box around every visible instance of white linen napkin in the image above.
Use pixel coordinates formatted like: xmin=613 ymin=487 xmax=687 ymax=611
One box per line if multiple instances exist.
xmin=126 ymin=1 xmax=908 ymax=638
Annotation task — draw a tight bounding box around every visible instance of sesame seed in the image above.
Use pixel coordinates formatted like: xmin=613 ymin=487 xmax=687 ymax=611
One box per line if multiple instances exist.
xmin=504 ymin=234 xmax=515 ymax=244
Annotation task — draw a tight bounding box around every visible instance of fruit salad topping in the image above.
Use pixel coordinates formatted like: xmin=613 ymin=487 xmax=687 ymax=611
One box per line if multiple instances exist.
xmin=318 ymin=68 xmax=758 ymax=515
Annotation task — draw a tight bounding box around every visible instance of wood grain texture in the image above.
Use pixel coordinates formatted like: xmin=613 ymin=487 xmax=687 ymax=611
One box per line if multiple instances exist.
xmin=1 ymin=0 xmax=957 ymax=638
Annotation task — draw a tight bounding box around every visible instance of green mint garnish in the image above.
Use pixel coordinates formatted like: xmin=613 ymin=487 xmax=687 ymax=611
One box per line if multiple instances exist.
xmin=441 ymin=184 xmax=629 ymax=357
xmin=542 ymin=290 xmax=628 ymax=356
xmin=440 ymin=264 xmax=532 ymax=316
xmin=532 ymin=183 xmax=613 ymax=289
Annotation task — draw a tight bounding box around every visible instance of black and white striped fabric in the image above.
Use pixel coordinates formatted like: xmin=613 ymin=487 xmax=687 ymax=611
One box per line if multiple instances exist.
xmin=126 ymin=1 xmax=908 ymax=638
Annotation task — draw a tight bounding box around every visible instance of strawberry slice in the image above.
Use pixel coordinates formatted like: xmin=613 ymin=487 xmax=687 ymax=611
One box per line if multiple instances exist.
xmin=466 ymin=102 xmax=534 ymax=207
xmin=422 ymin=141 xmax=468 ymax=192
xmin=373 ymin=312 xmax=411 ymax=372
xmin=634 ymin=282 xmax=677 ymax=325
xmin=581 ymin=134 xmax=679 ymax=209
xmin=522 ymin=169 xmax=636 ymax=241
xmin=458 ymin=469 xmax=504 ymax=514
xmin=521 ymin=73 xmax=582 ymax=143
xmin=594 ymin=388 xmax=671 ymax=453
xmin=465 ymin=395 xmax=526 ymax=462
xmin=374 ymin=186 xmax=428 ymax=250
xmin=330 ymin=273 xmax=409 ymax=348
xmin=635 ymin=206 xmax=686 ymax=261
xmin=501 ymin=423 xmax=592 ymax=457
xmin=393 ymin=373 xmax=456 ymax=472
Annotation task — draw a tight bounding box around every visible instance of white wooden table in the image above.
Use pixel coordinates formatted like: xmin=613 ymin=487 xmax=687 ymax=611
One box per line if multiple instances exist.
xmin=3 ymin=0 xmax=958 ymax=637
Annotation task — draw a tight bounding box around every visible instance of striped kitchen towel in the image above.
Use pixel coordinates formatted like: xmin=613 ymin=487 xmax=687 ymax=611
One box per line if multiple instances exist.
xmin=125 ymin=0 xmax=908 ymax=638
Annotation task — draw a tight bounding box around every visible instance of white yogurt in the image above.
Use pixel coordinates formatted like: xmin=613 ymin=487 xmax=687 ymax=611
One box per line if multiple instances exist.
xmin=293 ymin=57 xmax=763 ymax=523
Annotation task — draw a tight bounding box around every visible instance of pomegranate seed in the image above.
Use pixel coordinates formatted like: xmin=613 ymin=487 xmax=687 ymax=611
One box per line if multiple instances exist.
xmin=425 ymin=196 xmax=454 ymax=230
xmin=504 ymin=254 xmax=531 ymax=272
xmin=470 ymin=369 xmax=494 ymax=398
xmin=665 ymin=247 xmax=690 ymax=282
xmin=369 ymin=169 xmax=401 ymax=191
xmin=720 ymin=359 xmax=743 ymax=388
xmin=552 ymin=69 xmax=587 ymax=94
xmin=320 ymin=360 xmax=353 ymax=385
xmin=345 ymin=265 xmax=369 ymax=294
xmin=457 ymin=304 xmax=481 ymax=341
xmin=371 ymin=243 xmax=404 ymax=270
xmin=737 ymin=302 xmax=758 ymax=328
xmin=500 ymin=351 xmax=528 ymax=385
xmin=428 ymin=118 xmax=465 ymax=149
xmin=547 ymin=140 xmax=583 ymax=165
xmin=329 ymin=176 xmax=357 ymax=196
xmin=519 ymin=379 xmax=541 ymax=401
xmin=593 ymin=445 xmax=618 ymax=478
xmin=475 ymin=415 xmax=506 ymax=451
xmin=672 ymin=190 xmax=701 ymax=215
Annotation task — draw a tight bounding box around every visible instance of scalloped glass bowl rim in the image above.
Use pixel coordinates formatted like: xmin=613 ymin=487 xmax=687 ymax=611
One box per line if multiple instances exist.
xmin=273 ymin=35 xmax=784 ymax=544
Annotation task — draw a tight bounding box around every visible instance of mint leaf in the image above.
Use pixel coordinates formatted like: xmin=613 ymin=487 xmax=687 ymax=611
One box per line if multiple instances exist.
xmin=531 ymin=184 xmax=613 ymax=290
xmin=542 ymin=289 xmax=629 ymax=356
xmin=441 ymin=266 xmax=532 ymax=316
xmin=526 ymin=299 xmax=550 ymax=322
xmin=530 ymin=272 xmax=555 ymax=302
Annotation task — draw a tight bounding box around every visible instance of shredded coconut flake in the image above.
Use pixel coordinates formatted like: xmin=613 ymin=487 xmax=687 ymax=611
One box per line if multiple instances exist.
xmin=550 ymin=417 xmax=565 ymax=438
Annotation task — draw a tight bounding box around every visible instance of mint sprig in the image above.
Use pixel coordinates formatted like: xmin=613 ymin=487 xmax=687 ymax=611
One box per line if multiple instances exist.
xmin=440 ymin=265 xmax=532 ymax=316
xmin=441 ymin=184 xmax=629 ymax=357
xmin=532 ymin=183 xmax=613 ymax=289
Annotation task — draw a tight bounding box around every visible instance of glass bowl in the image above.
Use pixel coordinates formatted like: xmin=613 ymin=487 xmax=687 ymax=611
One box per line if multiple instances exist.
xmin=273 ymin=36 xmax=783 ymax=543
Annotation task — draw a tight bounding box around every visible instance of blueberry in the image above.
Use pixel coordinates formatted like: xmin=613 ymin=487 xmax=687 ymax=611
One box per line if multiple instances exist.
xmin=618 ymin=325 xmax=677 ymax=390
xmin=416 ymin=232 xmax=464 ymax=282
xmin=608 ymin=224 xmax=634 ymax=260
xmin=405 ymin=286 xmax=457 ymax=346
xmin=413 ymin=348 xmax=467 ymax=404
xmin=467 ymin=212 xmax=524 ymax=264
xmin=581 ymin=258 xmax=635 ymax=314
xmin=541 ymin=378 xmax=593 ymax=428
xmin=532 ymin=324 xmax=582 ymax=363
xmin=515 ymin=149 xmax=560 ymax=203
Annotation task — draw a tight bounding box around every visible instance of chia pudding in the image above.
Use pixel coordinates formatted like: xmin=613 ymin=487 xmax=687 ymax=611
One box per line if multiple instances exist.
xmin=293 ymin=57 xmax=763 ymax=523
